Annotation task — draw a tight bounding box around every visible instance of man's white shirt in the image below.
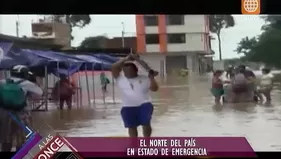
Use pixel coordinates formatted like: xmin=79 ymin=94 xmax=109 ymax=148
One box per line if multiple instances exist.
xmin=260 ymin=73 xmax=274 ymax=86
xmin=116 ymin=75 xmax=151 ymax=107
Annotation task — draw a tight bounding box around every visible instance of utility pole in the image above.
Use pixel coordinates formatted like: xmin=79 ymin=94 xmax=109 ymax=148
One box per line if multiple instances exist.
xmin=121 ymin=22 xmax=125 ymax=48
xmin=16 ymin=15 xmax=20 ymax=37
xmin=0 ymin=15 xmax=2 ymax=34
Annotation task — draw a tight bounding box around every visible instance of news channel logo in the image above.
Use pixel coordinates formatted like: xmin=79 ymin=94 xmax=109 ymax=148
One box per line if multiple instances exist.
xmin=244 ymin=0 xmax=259 ymax=13
xmin=242 ymin=0 xmax=260 ymax=14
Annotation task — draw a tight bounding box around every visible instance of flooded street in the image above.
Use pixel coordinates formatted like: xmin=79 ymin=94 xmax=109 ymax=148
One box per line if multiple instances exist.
xmin=32 ymin=72 xmax=281 ymax=151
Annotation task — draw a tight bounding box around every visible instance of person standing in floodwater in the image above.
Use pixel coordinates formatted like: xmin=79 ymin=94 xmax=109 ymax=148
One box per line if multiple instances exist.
xmin=210 ymin=70 xmax=225 ymax=104
xmin=111 ymin=54 xmax=159 ymax=137
xmin=52 ymin=75 xmax=75 ymax=110
xmin=100 ymin=72 xmax=110 ymax=93
xmin=226 ymin=65 xmax=235 ymax=79
xmin=238 ymin=65 xmax=257 ymax=101
xmin=231 ymin=68 xmax=248 ymax=102
xmin=257 ymin=68 xmax=274 ymax=103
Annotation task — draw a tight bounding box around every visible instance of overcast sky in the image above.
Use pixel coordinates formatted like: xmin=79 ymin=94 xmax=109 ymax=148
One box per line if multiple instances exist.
xmin=0 ymin=15 xmax=264 ymax=60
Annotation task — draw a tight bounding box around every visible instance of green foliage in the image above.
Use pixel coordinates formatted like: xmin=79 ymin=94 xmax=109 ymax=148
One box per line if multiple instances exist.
xmin=209 ymin=15 xmax=235 ymax=33
xmin=53 ymin=15 xmax=91 ymax=40
xmin=79 ymin=36 xmax=109 ymax=49
xmin=236 ymin=15 xmax=281 ymax=68
xmin=235 ymin=36 xmax=258 ymax=55
xmin=209 ymin=15 xmax=235 ymax=61
xmin=54 ymin=15 xmax=91 ymax=28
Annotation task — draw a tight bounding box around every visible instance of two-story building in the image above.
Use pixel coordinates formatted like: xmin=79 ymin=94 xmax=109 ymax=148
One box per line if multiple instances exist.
xmin=136 ymin=15 xmax=211 ymax=76
xmin=29 ymin=16 xmax=72 ymax=49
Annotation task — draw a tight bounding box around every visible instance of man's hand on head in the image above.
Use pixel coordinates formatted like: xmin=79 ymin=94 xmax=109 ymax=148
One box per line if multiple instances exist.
xmin=148 ymin=70 xmax=159 ymax=92
xmin=125 ymin=53 xmax=137 ymax=61
xmin=112 ymin=53 xmax=137 ymax=78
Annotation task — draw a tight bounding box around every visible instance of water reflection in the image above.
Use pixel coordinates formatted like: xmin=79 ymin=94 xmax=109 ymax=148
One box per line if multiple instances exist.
xmin=212 ymin=104 xmax=223 ymax=112
xmin=31 ymin=73 xmax=281 ymax=151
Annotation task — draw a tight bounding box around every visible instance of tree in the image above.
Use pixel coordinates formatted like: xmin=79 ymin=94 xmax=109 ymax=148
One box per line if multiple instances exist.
xmin=79 ymin=36 xmax=109 ymax=49
xmin=53 ymin=15 xmax=91 ymax=40
xmin=235 ymin=36 xmax=258 ymax=56
xmin=250 ymin=28 xmax=281 ymax=67
xmin=209 ymin=15 xmax=235 ymax=61
xmin=236 ymin=15 xmax=281 ymax=68
xmin=260 ymin=15 xmax=281 ymax=31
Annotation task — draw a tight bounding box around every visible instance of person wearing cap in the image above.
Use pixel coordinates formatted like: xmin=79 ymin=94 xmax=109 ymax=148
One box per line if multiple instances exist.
xmin=112 ymin=54 xmax=159 ymax=137
xmin=0 ymin=65 xmax=43 ymax=151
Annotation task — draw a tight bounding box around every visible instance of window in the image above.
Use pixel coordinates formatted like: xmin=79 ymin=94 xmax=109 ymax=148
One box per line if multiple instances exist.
xmin=32 ymin=24 xmax=53 ymax=32
xmin=167 ymin=33 xmax=186 ymax=44
xmin=145 ymin=34 xmax=159 ymax=44
xmin=144 ymin=16 xmax=158 ymax=26
xmin=166 ymin=15 xmax=184 ymax=25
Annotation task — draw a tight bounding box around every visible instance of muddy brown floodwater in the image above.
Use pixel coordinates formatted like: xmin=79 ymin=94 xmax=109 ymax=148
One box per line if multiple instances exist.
xmin=31 ymin=72 xmax=281 ymax=151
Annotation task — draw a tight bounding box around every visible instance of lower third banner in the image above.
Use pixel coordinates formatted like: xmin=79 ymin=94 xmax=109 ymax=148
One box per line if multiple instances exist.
xmin=64 ymin=137 xmax=256 ymax=157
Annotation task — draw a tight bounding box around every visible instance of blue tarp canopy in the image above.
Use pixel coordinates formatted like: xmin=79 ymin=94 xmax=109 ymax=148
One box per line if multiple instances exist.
xmin=0 ymin=42 xmax=119 ymax=76
xmin=84 ymin=53 xmax=119 ymax=64
xmin=0 ymin=42 xmax=29 ymax=69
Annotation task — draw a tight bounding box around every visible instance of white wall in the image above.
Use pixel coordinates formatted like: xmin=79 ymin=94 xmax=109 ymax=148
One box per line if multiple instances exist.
xmin=144 ymin=15 xmax=207 ymax=34
xmin=167 ymin=33 xmax=206 ymax=52
xmin=145 ymin=26 xmax=158 ymax=34
xmin=139 ymin=54 xmax=166 ymax=77
xmin=146 ymin=44 xmax=160 ymax=52
xmin=145 ymin=33 xmax=208 ymax=53
xmin=166 ymin=15 xmax=207 ymax=33
xmin=166 ymin=15 xmax=209 ymax=53
xmin=143 ymin=15 xmax=209 ymax=53
xmin=184 ymin=15 xmax=207 ymax=33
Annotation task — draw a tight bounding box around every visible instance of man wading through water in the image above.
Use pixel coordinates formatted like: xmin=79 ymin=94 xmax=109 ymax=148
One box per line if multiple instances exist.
xmin=0 ymin=65 xmax=43 ymax=151
xmin=52 ymin=75 xmax=76 ymax=110
xmin=239 ymin=65 xmax=257 ymax=101
xmin=112 ymin=54 xmax=159 ymax=137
